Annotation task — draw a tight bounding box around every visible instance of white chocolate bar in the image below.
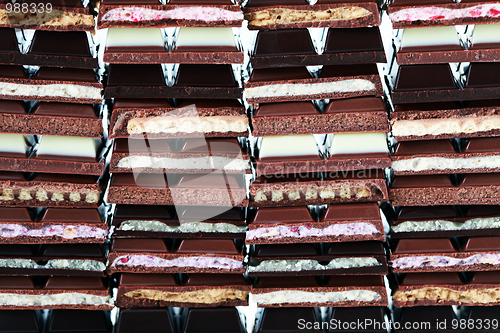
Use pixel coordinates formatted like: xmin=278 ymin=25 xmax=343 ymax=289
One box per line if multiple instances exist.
xmin=0 ymin=133 xmax=28 ymax=155
xmin=259 ymin=135 xmax=319 ymax=158
xmin=329 ymin=132 xmax=388 ymax=155
xmin=176 ymin=27 xmax=236 ymax=47
xmin=37 ymin=136 xmax=98 ymax=159
xmin=106 ymin=28 xmax=165 ymax=48
xmin=400 ymin=26 xmax=460 ymax=48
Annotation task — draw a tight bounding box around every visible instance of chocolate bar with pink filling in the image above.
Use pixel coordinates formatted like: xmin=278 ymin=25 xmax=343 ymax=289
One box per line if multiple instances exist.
xmin=246 ymin=204 xmax=385 ymax=244
xmin=0 ymin=243 xmax=106 ymax=276
xmin=388 ymin=0 xmax=500 ymax=29
xmin=111 ymin=205 xmax=246 ymax=239
xmin=116 ymin=273 xmax=250 ymax=308
xmin=97 ymin=0 xmax=244 ymax=29
xmin=107 ymin=238 xmax=245 ymax=274
xmin=390 ymin=236 xmax=500 ymax=273
xmin=0 ymin=207 xmax=108 ymax=244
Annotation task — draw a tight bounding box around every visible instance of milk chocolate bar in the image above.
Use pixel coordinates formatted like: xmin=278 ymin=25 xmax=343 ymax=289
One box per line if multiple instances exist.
xmin=392 ymin=138 xmax=500 ymax=175
xmin=112 ymin=205 xmax=246 ymax=239
xmin=244 ymin=0 xmax=380 ymax=30
xmin=391 ymin=100 xmax=500 ymax=141
xmin=110 ymin=138 xmax=250 ymax=174
xmin=0 ymin=0 xmax=94 ymax=31
xmin=97 ymin=0 xmax=244 ymax=29
xmin=107 ymin=238 xmax=245 ymax=274
xmin=0 ymin=276 xmax=113 ymax=310
xmin=0 ymin=172 xmax=103 ymax=207
xmin=389 ymin=173 xmax=500 ymax=206
xmin=388 ymin=0 xmax=500 ymax=29
xmin=246 ymin=204 xmax=385 ymax=244
xmin=107 ymin=173 xmax=248 ymax=207
xmin=249 ymin=170 xmax=388 ymax=207
xmin=109 ymin=99 xmax=248 ymax=139
xmin=0 ymin=207 xmax=108 ymax=244
xmin=393 ymin=271 xmax=500 ymax=307
xmin=252 ymin=275 xmax=388 ymax=307
xmin=252 ymin=98 xmax=389 ymax=137
xmin=0 ymin=101 xmax=103 ymax=137
xmin=244 ymin=65 xmax=383 ymax=104
xmin=391 ymin=205 xmax=500 ymax=238
xmin=391 ymin=236 xmax=500 ymax=273
xmin=116 ymin=273 xmax=250 ymax=307
xmin=0 ymin=243 xmax=106 ymax=276
xmin=248 ymin=242 xmax=387 ymax=276
xmin=250 ymin=28 xmax=385 ymax=68
xmin=0 ymin=66 xmax=102 ymax=104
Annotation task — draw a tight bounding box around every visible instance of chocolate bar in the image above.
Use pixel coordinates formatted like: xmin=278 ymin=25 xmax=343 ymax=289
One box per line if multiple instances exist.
xmin=393 ymin=271 xmax=500 ymax=307
xmin=182 ymin=308 xmax=246 ymax=333
xmin=391 ymin=100 xmax=500 ymax=141
xmin=388 ymin=0 xmax=500 ymax=28
xmin=116 ymin=273 xmax=250 ymax=307
xmin=252 ymin=98 xmax=389 ymax=137
xmin=107 ymin=173 xmax=248 ymax=207
xmin=97 ymin=0 xmax=244 ymax=29
xmin=0 ymin=243 xmax=106 ymax=276
xmin=116 ymin=308 xmax=175 ymax=333
xmin=0 ymin=101 xmax=103 ymax=137
xmin=249 ymin=170 xmax=388 ymax=207
xmin=0 ymin=0 xmax=94 ymax=31
xmin=391 ymin=205 xmax=500 ymax=238
xmin=0 ymin=66 xmax=102 ymax=104
xmin=0 ymin=310 xmax=42 ymax=332
xmin=244 ymin=64 xmax=383 ymax=104
xmin=0 ymin=207 xmax=108 ymax=243
xmin=107 ymin=238 xmax=245 ymax=274
xmin=391 ymin=236 xmax=500 ymax=273
xmin=393 ymin=306 xmax=458 ymax=333
xmin=46 ymin=310 xmax=112 ymax=333
xmin=389 ymin=173 xmax=500 ymax=206
xmin=252 ymin=275 xmax=388 ymax=307
xmin=104 ymin=64 xmax=242 ymax=99
xmin=104 ymin=27 xmax=243 ymax=64
xmin=250 ymin=28 xmax=385 ymax=68
xmin=0 ymin=276 xmax=113 ymax=310
xmin=255 ymin=307 xmax=322 ymax=333
xmin=0 ymin=172 xmax=103 ymax=207
xmin=0 ymin=135 xmax=106 ymax=176
xmin=256 ymin=133 xmax=390 ymax=175
xmin=109 ymin=99 xmax=248 ymax=139
xmin=244 ymin=0 xmax=380 ymax=29
xmin=246 ymin=204 xmax=385 ymax=244
xmin=248 ymin=242 xmax=387 ymax=276
xmin=392 ymin=138 xmax=500 ymax=175
xmin=4 ymin=31 xmax=98 ymax=69
xmin=112 ymin=205 xmax=246 ymax=239
xmin=328 ymin=307 xmax=388 ymax=333
xmin=110 ymin=138 xmax=250 ymax=174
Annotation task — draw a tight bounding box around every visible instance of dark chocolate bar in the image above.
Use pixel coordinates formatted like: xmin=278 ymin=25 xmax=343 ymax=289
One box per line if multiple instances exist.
xmin=0 ymin=172 xmax=103 ymax=207
xmin=109 ymin=98 xmax=248 ymax=139
xmin=0 ymin=310 xmax=42 ymax=333
xmin=47 ymin=310 xmax=112 ymax=333
xmin=116 ymin=273 xmax=250 ymax=307
xmin=252 ymin=275 xmax=388 ymax=307
xmin=116 ymin=308 xmax=175 ymax=333
xmin=244 ymin=0 xmax=380 ymax=29
xmin=182 ymin=308 xmax=246 ymax=333
xmin=0 ymin=276 xmax=113 ymax=310
xmin=247 ymin=204 xmax=385 ymax=244
xmin=393 ymin=306 xmax=458 ymax=333
xmin=107 ymin=238 xmax=245 ymax=274
xmin=248 ymin=242 xmax=387 ymax=276
xmin=255 ymin=307 xmax=322 ymax=333
xmin=249 ymin=170 xmax=388 ymax=207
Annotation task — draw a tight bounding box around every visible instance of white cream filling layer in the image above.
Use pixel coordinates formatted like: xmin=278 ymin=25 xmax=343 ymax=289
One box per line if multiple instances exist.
xmin=244 ymin=80 xmax=376 ymax=99
xmin=253 ymin=290 xmax=381 ymax=304
xmin=391 ymin=116 xmax=500 ymax=137
xmin=126 ymin=116 xmax=248 ymax=134
xmin=117 ymin=156 xmax=249 ymax=170
xmin=392 ymin=217 xmax=500 ymax=233
xmin=392 ymin=253 xmax=500 ymax=269
xmin=246 ymin=223 xmax=379 ymax=240
xmin=0 ymin=259 xmax=105 ymax=271
xmin=393 ymin=156 xmax=500 ymax=172
xmin=389 ymin=4 xmax=500 ymax=22
xmin=0 ymin=83 xmax=101 ymax=100
xmin=0 ymin=293 xmax=113 ymax=306
xmin=119 ymin=220 xmax=246 ymax=233
xmin=248 ymin=258 xmax=380 ymax=272
xmin=101 ymin=7 xmax=244 ymax=23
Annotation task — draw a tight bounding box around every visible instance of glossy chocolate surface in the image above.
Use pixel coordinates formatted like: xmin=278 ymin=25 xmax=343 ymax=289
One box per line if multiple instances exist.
xmin=463 ymin=137 xmax=500 ymax=153
xmin=322 ymin=203 xmax=380 ymax=221
xmin=254 ymin=101 xmax=318 ymax=117
xmin=325 ymin=27 xmax=383 ymax=53
xmin=254 ymin=29 xmax=315 ymax=56
xmin=0 ymin=100 xmax=26 ymax=114
xmin=33 ymin=67 xmax=97 ymax=82
xmin=119 ymin=273 xmax=177 ymax=286
xmin=0 ymin=208 xmax=33 ymax=222
xmin=466 ymin=62 xmax=500 ymax=88
xmin=329 ymin=307 xmax=386 ymax=332
xmin=113 ymin=98 xmax=173 ymax=109
xmin=175 ymin=64 xmax=237 ymax=87
xmin=257 ymin=308 xmax=320 ymax=333
xmin=174 ymin=239 xmax=241 ymax=254
xmin=320 ymin=64 xmax=378 ymax=77
xmin=394 ymin=64 xmax=457 ymax=91
xmin=184 ymin=273 xmax=248 ymax=286
xmin=393 ymin=238 xmax=456 ymax=254
xmin=113 ymin=205 xmax=174 ymax=223
xmin=252 ymin=207 xmax=316 ymax=225
xmin=43 ymin=276 xmax=107 ymax=290
xmin=400 ymin=272 xmax=464 ymax=286
xmin=390 ymin=175 xmax=454 ymax=188
xmin=0 ymin=310 xmax=41 ymax=333
xmin=111 ymin=239 xmax=169 ymax=253
xmin=325 ymin=97 xmax=385 ymax=113
xmin=117 ymin=309 xmax=174 ymax=333
xmin=33 ymin=103 xmax=97 ymax=118
xmin=29 ymin=31 xmax=91 ymax=57
xmin=47 ymin=310 xmax=111 ymax=333
xmin=107 ymin=64 xmax=165 ymax=86
xmin=249 ymin=67 xmax=312 ymax=82
xmin=183 ymin=308 xmax=245 ymax=333
xmin=39 ymin=208 xmax=102 ymax=223
xmin=393 ymin=140 xmax=457 ymax=156
xmin=0 ymin=28 xmax=20 ymax=53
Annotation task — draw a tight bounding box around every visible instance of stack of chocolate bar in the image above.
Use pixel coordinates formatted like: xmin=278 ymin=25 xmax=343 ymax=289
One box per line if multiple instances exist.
xmin=243 ymin=0 xmax=391 ymax=328
xmin=0 ymin=0 xmax=113 ymax=326
xmin=387 ymin=0 xmax=500 ymax=326
xmin=99 ymin=0 xmax=251 ymax=328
